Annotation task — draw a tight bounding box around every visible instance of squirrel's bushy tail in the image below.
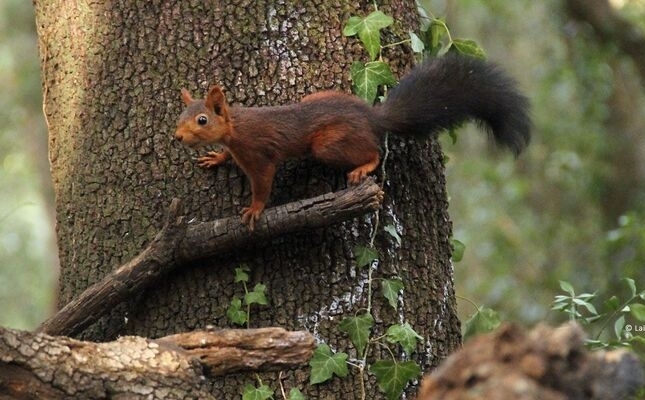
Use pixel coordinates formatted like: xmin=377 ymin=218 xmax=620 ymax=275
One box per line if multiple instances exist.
xmin=378 ymin=54 xmax=531 ymax=155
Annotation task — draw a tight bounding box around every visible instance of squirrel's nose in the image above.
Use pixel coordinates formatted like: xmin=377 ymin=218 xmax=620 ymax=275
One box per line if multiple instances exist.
xmin=175 ymin=134 xmax=183 ymax=142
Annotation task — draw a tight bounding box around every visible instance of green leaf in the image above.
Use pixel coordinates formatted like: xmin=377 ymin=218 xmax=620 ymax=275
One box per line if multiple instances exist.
xmin=235 ymin=265 xmax=250 ymax=283
xmin=363 ymin=10 xmax=394 ymax=30
xmin=605 ymin=295 xmax=620 ymax=310
xmin=572 ymin=297 xmax=597 ymax=315
xmin=462 ymin=306 xmax=501 ymax=340
xmin=630 ymin=303 xmax=645 ymax=322
xmin=386 ymin=323 xmax=423 ymax=355
xmin=450 ymin=238 xmax=465 ymax=262
xmin=354 ymin=245 xmax=379 ymax=268
xmin=343 ymin=11 xmax=394 ymax=60
xmin=288 ymin=388 xmax=305 ymax=400
xmin=624 ymin=277 xmax=637 ymax=298
xmin=381 ymin=279 xmax=404 ymax=309
xmin=559 ymin=280 xmax=575 ymax=296
xmin=450 ymin=39 xmax=486 ymax=59
xmin=629 ymin=335 xmax=645 ymax=346
xmin=409 ymin=31 xmax=425 ymax=53
xmin=242 ymin=383 xmax=273 ymax=400
xmin=429 ymin=18 xmax=448 ymax=51
xmin=226 ymin=297 xmax=247 ymax=326
xmin=343 ymin=16 xmax=364 ymax=36
xmin=339 ymin=313 xmax=374 ymax=355
xmin=584 ymin=315 xmax=603 ymax=324
xmin=309 ymin=344 xmax=349 ymax=385
xmin=384 ymin=224 xmax=402 ymax=246
xmin=447 ymin=128 xmax=459 ymax=145
xmin=350 ymin=61 xmax=396 ymax=103
xmin=245 ymin=283 xmax=269 ymax=306
xmin=370 ymin=360 xmax=421 ymax=400
xmin=614 ymin=315 xmax=626 ymax=340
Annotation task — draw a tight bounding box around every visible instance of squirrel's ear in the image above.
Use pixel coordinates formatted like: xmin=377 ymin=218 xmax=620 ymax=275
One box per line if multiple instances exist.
xmin=205 ymin=85 xmax=230 ymax=121
xmin=180 ymin=88 xmax=193 ymax=105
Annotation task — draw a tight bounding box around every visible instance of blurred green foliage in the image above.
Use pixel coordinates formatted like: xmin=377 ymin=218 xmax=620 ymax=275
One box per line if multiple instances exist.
xmin=0 ymin=0 xmax=56 ymax=329
xmin=422 ymin=0 xmax=645 ymax=327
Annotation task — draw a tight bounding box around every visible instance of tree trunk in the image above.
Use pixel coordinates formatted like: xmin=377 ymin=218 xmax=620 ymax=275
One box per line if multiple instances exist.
xmin=35 ymin=1 xmax=460 ymax=398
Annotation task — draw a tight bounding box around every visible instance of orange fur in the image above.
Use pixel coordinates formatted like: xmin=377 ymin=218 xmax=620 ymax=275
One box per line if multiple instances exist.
xmin=174 ymin=87 xmax=380 ymax=230
xmin=175 ymin=56 xmax=531 ymax=230
xmin=301 ymin=91 xmax=341 ymax=102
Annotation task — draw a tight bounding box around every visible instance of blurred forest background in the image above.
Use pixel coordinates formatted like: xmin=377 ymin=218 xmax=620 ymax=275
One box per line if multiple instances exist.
xmin=1 ymin=0 xmax=644 ymax=336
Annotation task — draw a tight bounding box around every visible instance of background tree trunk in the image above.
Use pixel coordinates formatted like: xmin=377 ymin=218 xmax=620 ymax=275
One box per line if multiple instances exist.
xmin=35 ymin=1 xmax=460 ymax=397
xmin=564 ymin=0 xmax=645 ymax=226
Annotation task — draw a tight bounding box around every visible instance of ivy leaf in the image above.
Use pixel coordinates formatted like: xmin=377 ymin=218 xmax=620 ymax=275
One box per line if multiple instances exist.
xmin=245 ymin=283 xmax=268 ymax=306
xmin=370 ymin=360 xmax=421 ymax=400
xmin=288 ymin=388 xmax=305 ymax=400
xmin=242 ymin=383 xmax=273 ymax=400
xmin=462 ymin=306 xmax=501 ymax=340
xmin=384 ymin=224 xmax=402 ymax=246
xmin=428 ymin=17 xmax=449 ymax=52
xmin=409 ymin=31 xmax=425 ymax=53
xmin=350 ymin=61 xmax=396 ymax=103
xmin=343 ymin=15 xmax=364 ymax=36
xmin=354 ymin=245 xmax=379 ymax=269
xmin=226 ymin=297 xmax=247 ymax=326
xmin=450 ymin=238 xmax=465 ymax=262
xmin=339 ymin=313 xmax=374 ymax=355
xmin=343 ymin=10 xmax=394 ymax=60
xmin=235 ymin=265 xmax=250 ymax=283
xmin=450 ymin=38 xmax=486 ymax=59
xmin=309 ymin=344 xmax=349 ymax=384
xmin=386 ymin=323 xmax=423 ymax=355
xmin=381 ymin=279 xmax=404 ymax=309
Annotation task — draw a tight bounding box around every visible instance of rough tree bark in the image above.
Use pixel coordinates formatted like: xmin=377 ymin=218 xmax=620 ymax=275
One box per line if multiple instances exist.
xmin=0 ymin=326 xmax=314 ymax=399
xmin=38 ymin=180 xmax=383 ymax=337
xmin=418 ymin=323 xmax=644 ymax=400
xmin=35 ymin=1 xmax=460 ymax=398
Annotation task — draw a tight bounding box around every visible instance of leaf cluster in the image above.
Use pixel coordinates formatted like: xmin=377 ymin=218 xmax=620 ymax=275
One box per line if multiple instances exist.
xmin=343 ymin=10 xmax=396 ymax=103
xmin=342 ymin=5 xmax=487 ymax=156
xmin=226 ymin=265 xmax=269 ymax=328
xmin=414 ymin=7 xmax=486 ymax=59
xmin=552 ymin=278 xmax=645 ymax=353
xmin=309 ymin=245 xmax=423 ymax=400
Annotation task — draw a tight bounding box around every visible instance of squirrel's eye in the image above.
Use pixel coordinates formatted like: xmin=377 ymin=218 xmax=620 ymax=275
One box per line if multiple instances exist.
xmin=197 ymin=115 xmax=208 ymax=125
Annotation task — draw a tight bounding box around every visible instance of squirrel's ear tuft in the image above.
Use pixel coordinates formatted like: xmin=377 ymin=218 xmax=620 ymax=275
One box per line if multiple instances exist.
xmin=205 ymin=85 xmax=230 ymax=121
xmin=180 ymin=88 xmax=193 ymax=105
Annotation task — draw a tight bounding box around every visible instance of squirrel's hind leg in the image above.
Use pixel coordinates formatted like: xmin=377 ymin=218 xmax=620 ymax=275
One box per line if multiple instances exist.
xmin=309 ymin=125 xmax=381 ymax=184
xmin=346 ymin=152 xmax=380 ymax=184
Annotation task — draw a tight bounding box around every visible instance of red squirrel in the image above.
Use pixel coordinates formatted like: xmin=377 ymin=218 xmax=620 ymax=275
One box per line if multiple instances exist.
xmin=175 ymin=55 xmax=530 ymax=230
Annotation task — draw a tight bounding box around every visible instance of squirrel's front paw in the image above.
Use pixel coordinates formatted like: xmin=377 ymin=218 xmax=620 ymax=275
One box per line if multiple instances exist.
xmin=197 ymin=151 xmax=227 ymax=168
